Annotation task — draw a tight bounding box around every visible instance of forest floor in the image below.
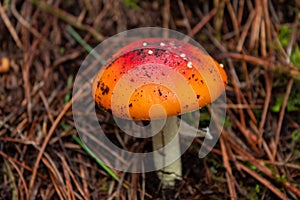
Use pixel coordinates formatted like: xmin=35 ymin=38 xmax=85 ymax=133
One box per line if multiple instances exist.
xmin=1 ymin=0 xmax=300 ymax=199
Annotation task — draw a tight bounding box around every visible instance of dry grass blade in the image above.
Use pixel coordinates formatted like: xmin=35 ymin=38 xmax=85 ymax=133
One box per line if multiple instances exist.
xmin=227 ymin=109 xmax=259 ymax=153
xmin=29 ymin=0 xmax=103 ymax=41
xmin=44 ymin=156 xmax=67 ymax=200
xmin=3 ymin=160 xmax=18 ymax=200
xmin=220 ymin=136 xmax=237 ymax=200
xmin=213 ymin=0 xmax=225 ymax=35
xmin=162 ymin=0 xmax=170 ymax=29
xmin=272 ymin=79 xmax=294 ymax=160
xmin=39 ymin=91 xmax=54 ymax=123
xmin=0 ymin=2 xmax=22 ymax=48
xmin=236 ymin=10 xmax=255 ymax=51
xmin=28 ymin=97 xmax=73 ymax=195
xmin=219 ymin=52 xmax=270 ymax=67
xmin=225 ymin=0 xmax=239 ymax=38
xmin=60 ymin=154 xmax=76 ymax=200
xmin=286 ymin=11 xmax=299 ymax=61
xmin=5 ymin=157 xmax=29 ymax=200
xmin=189 ymin=8 xmax=216 ymax=37
xmin=22 ymin=32 xmax=41 ymax=123
xmin=60 ymin=153 xmax=86 ymax=199
xmin=0 ymin=151 xmax=47 ymax=181
xmin=249 ymin=0 xmax=262 ymax=50
xmin=52 ymin=51 xmax=81 ymax=67
xmin=10 ymin=0 xmax=43 ymax=41
xmin=78 ymin=155 xmax=91 ymax=200
xmin=258 ymin=72 xmax=272 ymax=146
xmin=177 ymin=0 xmax=192 ymax=34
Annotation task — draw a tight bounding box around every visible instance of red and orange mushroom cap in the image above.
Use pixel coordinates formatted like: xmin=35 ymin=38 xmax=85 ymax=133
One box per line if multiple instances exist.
xmin=92 ymin=38 xmax=227 ymax=120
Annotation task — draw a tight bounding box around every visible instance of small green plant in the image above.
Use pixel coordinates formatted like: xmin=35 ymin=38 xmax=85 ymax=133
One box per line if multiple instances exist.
xmin=291 ymin=129 xmax=300 ymax=151
xmin=124 ymin=0 xmax=140 ymax=9
xmin=255 ymin=184 xmax=261 ymax=193
xmin=248 ymin=163 xmax=257 ymax=171
xmin=210 ymin=166 xmax=218 ymax=174
xmin=64 ymin=75 xmax=73 ymax=104
xmin=278 ymin=25 xmax=291 ymax=48
xmin=272 ymin=79 xmax=300 ymax=113
xmin=278 ymin=25 xmax=300 ymax=67
xmin=275 ymin=174 xmax=287 ymax=184
xmin=59 ymin=47 xmax=65 ymax=55
xmin=272 ymin=92 xmax=300 ymax=113
xmin=222 ymin=115 xmax=232 ymax=128
xmin=290 ymin=45 xmax=300 ymax=66
xmin=60 ymin=123 xmax=71 ymax=131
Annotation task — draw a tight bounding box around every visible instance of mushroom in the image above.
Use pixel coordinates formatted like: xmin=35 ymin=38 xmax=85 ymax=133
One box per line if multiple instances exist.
xmin=92 ymin=38 xmax=227 ymax=188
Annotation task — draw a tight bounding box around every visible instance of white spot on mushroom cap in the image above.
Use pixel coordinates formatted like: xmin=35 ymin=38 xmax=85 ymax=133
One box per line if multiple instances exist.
xmin=142 ymin=42 xmax=148 ymax=46
xmin=160 ymin=42 xmax=165 ymax=46
xmin=180 ymin=53 xmax=186 ymax=58
xmin=148 ymin=50 xmax=153 ymax=55
xmin=187 ymin=61 xmax=193 ymax=68
xmin=220 ymin=63 xmax=224 ymax=68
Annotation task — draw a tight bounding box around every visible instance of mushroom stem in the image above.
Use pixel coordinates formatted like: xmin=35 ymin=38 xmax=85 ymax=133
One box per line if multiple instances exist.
xmin=152 ymin=116 xmax=182 ymax=188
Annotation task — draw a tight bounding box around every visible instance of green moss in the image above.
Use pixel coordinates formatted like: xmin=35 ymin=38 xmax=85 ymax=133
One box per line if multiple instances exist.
xmin=272 ymin=81 xmax=300 ymax=113
xmin=277 ymin=25 xmax=300 ymax=67
xmin=278 ymin=25 xmax=291 ymax=48
xmin=291 ymin=45 xmax=300 ymax=67
xmin=124 ymin=0 xmax=140 ymax=9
